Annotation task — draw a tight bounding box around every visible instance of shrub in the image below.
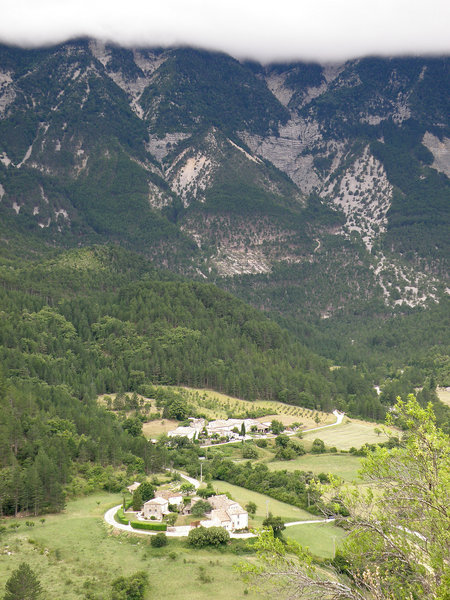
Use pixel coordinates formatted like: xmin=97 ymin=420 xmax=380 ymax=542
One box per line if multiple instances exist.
xmin=197 ymin=485 xmax=215 ymax=498
xmin=311 ymin=438 xmax=326 ymax=454
xmin=150 ymin=532 xmax=168 ymax=547
xmin=191 ymin=500 xmax=212 ymax=518
xmin=197 ymin=566 xmax=213 ymax=583
xmin=165 ymin=513 xmax=177 ymax=526
xmin=132 ymin=521 xmax=167 ymax=531
xmin=187 ymin=526 xmax=230 ymax=547
xmin=275 ymin=446 xmax=297 ymax=460
xmin=115 ymin=508 xmax=128 ymax=525
xmin=242 ymin=445 xmax=258 ymax=459
xmin=245 ymin=501 xmax=257 ymax=516
xmin=255 ymin=439 xmax=267 ymax=448
xmin=111 ymin=571 xmax=148 ymax=600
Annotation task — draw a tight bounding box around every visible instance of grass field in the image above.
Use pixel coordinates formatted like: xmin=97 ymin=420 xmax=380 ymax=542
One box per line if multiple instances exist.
xmin=437 ymin=387 xmax=450 ymax=407
xmin=267 ymin=454 xmax=362 ymax=482
xmin=142 ymin=419 xmax=179 ymax=438
xmin=212 ymin=480 xmax=316 ymax=526
xmin=285 ymin=522 xmax=347 ymax=559
xmin=0 ymin=493 xmax=259 ymax=600
xmin=302 ymin=419 xmax=386 ymax=450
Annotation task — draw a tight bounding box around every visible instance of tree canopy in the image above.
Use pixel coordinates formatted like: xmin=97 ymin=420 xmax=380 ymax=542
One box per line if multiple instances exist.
xmin=240 ymin=396 xmax=450 ymax=600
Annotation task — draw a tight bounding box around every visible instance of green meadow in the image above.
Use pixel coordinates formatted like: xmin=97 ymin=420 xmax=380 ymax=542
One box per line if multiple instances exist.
xmin=302 ymin=419 xmax=385 ymax=450
xmin=285 ymin=522 xmax=346 ymax=558
xmin=212 ymin=480 xmax=317 ymax=525
xmin=267 ymin=453 xmax=362 ymax=482
xmin=0 ymin=494 xmax=258 ymax=600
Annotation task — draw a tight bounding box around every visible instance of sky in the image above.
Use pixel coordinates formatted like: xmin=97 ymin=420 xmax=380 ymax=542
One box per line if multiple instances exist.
xmin=1 ymin=0 xmax=449 ymax=62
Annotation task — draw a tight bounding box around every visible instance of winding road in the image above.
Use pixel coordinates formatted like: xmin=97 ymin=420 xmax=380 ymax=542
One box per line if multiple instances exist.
xmin=104 ymin=410 xmax=344 ymax=538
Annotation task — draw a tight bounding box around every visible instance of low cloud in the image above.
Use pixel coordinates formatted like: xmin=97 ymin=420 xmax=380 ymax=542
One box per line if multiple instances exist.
xmin=1 ymin=0 xmax=449 ymax=61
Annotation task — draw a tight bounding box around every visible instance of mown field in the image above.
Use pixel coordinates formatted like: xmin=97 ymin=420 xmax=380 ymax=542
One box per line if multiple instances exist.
xmin=0 ymin=488 xmax=348 ymax=600
xmin=267 ymin=454 xmax=362 ymax=482
xmin=212 ymin=480 xmax=317 ymax=525
xmin=0 ymin=494 xmax=258 ymax=600
xmin=285 ymin=522 xmax=346 ymax=559
xmin=437 ymin=387 xmax=450 ymax=407
xmin=302 ymin=419 xmax=385 ymax=450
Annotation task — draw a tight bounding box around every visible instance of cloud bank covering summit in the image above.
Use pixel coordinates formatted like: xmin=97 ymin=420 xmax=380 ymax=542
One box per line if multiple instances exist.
xmin=1 ymin=0 xmax=449 ymax=61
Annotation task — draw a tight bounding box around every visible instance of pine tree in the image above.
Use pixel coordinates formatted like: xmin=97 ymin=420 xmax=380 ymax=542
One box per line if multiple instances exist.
xmin=4 ymin=563 xmax=43 ymax=600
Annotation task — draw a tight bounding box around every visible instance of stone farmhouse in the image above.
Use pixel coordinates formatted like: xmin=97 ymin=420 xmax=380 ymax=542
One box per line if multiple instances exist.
xmin=140 ymin=490 xmax=248 ymax=532
xmin=199 ymin=495 xmax=248 ymax=531
xmin=167 ymin=417 xmax=270 ymax=442
xmin=126 ymin=481 xmax=141 ymax=493
xmin=142 ymin=491 xmax=183 ymax=520
xmin=167 ymin=418 xmax=205 ymax=441
xmin=142 ymin=497 xmax=168 ymax=520
xmin=207 ymin=418 xmax=266 ymax=438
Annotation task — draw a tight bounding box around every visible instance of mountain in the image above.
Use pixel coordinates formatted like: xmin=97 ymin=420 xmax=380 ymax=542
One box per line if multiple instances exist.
xmin=0 ymin=39 xmax=448 ymax=366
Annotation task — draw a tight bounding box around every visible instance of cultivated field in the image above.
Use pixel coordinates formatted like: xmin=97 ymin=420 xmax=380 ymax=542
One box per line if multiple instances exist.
xmin=302 ymin=418 xmax=386 ymax=450
xmin=99 ymin=387 xmax=336 ymax=438
xmin=172 ymin=387 xmax=334 ymax=428
xmin=267 ymin=454 xmax=363 ymax=482
xmin=0 ymin=493 xmax=259 ymax=600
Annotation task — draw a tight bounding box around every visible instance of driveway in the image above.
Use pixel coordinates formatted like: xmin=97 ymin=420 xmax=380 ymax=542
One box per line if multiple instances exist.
xmin=104 ymin=505 xmax=335 ymax=538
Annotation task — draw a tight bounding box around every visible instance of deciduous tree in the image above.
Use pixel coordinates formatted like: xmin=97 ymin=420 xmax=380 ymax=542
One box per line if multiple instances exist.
xmin=240 ymin=396 xmax=450 ymax=600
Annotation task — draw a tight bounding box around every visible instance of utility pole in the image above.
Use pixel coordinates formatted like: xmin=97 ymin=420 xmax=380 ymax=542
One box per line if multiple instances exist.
xmin=199 ymin=456 xmax=205 ymax=483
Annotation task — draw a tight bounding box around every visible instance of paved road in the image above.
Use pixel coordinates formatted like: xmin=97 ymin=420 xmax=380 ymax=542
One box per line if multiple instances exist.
xmin=104 ymin=412 xmax=345 ymax=539
xmin=104 ymin=504 xmax=335 ymax=539
xmin=303 ymin=410 xmax=344 ymax=433
xmin=177 ymin=472 xmax=201 ymax=489
xmin=200 ymin=410 xmax=345 ymax=447
xmin=285 ymin=518 xmax=335 ymax=527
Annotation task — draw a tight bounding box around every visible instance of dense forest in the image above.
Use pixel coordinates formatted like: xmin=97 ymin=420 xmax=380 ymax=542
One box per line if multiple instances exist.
xmin=1 ymin=241 xmax=448 ymax=518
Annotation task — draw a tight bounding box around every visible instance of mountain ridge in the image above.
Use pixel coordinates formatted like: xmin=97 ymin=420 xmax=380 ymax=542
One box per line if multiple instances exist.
xmin=0 ymin=39 xmax=448 ymax=357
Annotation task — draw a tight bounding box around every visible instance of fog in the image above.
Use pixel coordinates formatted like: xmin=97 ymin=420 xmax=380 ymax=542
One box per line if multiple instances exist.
xmin=1 ymin=0 xmax=449 ymax=61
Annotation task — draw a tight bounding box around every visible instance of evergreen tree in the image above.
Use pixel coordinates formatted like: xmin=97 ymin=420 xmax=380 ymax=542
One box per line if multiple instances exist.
xmin=132 ymin=488 xmax=143 ymax=511
xmin=4 ymin=563 xmax=43 ymax=600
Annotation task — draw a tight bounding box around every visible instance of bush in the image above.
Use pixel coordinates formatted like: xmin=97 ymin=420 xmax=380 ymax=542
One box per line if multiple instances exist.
xmin=311 ymin=438 xmax=326 ymax=454
xmin=255 ymin=439 xmax=267 ymax=448
xmin=187 ymin=526 xmax=230 ymax=547
xmin=132 ymin=521 xmax=167 ymax=531
xmin=271 ymin=420 xmax=285 ymax=434
xmin=191 ymin=500 xmax=212 ymax=518
xmin=275 ymin=446 xmax=297 ymax=460
xmin=242 ymin=445 xmax=258 ymax=459
xmin=111 ymin=571 xmax=148 ymax=600
xmin=150 ymin=532 xmax=168 ymax=547
xmin=115 ymin=509 xmax=167 ymax=530
xmin=115 ymin=508 xmax=128 ymax=525
xmin=197 ymin=485 xmax=215 ymax=498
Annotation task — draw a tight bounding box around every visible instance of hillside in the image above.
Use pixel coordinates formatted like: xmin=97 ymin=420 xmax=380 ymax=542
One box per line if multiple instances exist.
xmin=0 ymin=42 xmax=448 ymax=348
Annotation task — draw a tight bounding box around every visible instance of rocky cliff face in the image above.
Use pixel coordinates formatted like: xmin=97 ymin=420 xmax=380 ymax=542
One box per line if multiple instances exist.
xmin=0 ymin=41 xmax=448 ymax=317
